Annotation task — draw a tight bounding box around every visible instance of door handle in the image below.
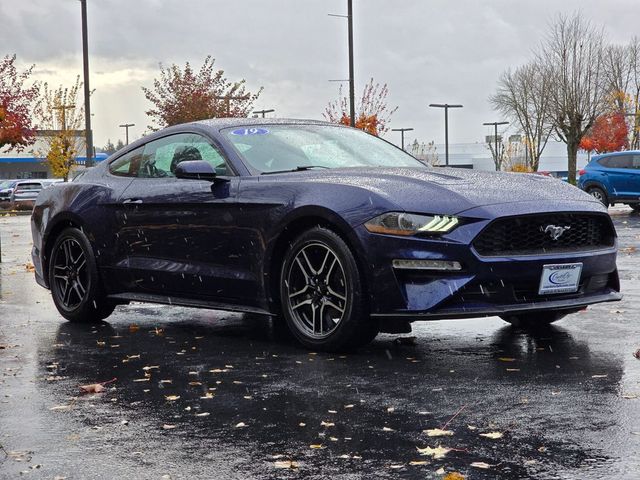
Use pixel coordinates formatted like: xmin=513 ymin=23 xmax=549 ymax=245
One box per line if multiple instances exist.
xmin=122 ymin=198 xmax=143 ymax=204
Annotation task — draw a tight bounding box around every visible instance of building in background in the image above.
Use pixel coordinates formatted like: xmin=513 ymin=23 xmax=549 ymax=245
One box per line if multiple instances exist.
xmin=0 ymin=130 xmax=108 ymax=179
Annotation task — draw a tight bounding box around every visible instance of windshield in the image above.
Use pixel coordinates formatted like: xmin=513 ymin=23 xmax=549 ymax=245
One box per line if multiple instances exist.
xmin=222 ymin=124 xmax=425 ymax=174
xmin=0 ymin=181 xmax=17 ymax=189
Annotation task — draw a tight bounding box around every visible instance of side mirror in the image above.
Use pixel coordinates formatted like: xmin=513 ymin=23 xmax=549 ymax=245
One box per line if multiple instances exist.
xmin=174 ymin=160 xmax=217 ymax=181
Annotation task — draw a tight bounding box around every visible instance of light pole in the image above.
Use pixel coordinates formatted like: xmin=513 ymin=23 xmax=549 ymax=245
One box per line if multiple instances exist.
xmin=52 ymin=104 xmax=76 ymax=131
xmin=483 ymin=121 xmax=509 ymax=169
xmin=79 ymin=0 xmax=93 ymax=167
xmin=429 ymin=103 xmax=463 ymax=166
xmin=253 ymin=109 xmax=275 ymax=118
xmin=119 ymin=123 xmax=135 ymax=145
xmin=214 ymin=94 xmax=250 ymax=117
xmin=328 ymin=0 xmax=355 ymax=127
xmin=391 ymin=127 xmax=414 ymax=150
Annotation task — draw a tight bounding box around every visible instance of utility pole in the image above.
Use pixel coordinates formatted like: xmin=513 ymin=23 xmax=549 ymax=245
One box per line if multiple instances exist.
xmin=253 ymin=109 xmax=275 ymax=118
xmin=53 ymin=104 xmax=76 ymax=131
xmin=429 ymin=103 xmax=463 ymax=166
xmin=119 ymin=123 xmax=135 ymax=145
xmin=80 ymin=0 xmax=93 ymax=167
xmin=214 ymin=94 xmax=250 ymax=117
xmin=483 ymin=121 xmax=509 ymax=170
xmin=391 ymin=127 xmax=414 ymax=150
xmin=328 ymin=0 xmax=355 ymax=127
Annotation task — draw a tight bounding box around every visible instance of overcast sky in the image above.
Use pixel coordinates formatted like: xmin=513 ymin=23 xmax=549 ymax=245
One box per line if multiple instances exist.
xmin=2 ymin=0 xmax=638 ymax=149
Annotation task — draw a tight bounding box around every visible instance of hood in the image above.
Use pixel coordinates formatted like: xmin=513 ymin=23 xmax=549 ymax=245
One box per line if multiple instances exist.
xmin=263 ymin=167 xmax=601 ymax=215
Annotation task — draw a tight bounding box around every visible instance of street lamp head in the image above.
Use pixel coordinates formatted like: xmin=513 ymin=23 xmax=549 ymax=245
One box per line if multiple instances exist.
xmin=429 ymin=103 xmax=463 ymax=109
xmin=483 ymin=121 xmax=509 ymax=126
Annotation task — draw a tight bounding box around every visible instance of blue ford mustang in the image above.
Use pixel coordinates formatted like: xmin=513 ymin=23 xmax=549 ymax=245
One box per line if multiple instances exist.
xmin=31 ymin=119 xmax=621 ymax=350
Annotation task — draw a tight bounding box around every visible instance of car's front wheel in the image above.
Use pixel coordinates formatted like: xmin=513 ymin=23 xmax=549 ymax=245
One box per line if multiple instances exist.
xmin=280 ymin=226 xmax=378 ymax=351
xmin=587 ymin=186 xmax=608 ymax=206
xmin=500 ymin=310 xmax=568 ymax=329
xmin=48 ymin=227 xmax=116 ymax=323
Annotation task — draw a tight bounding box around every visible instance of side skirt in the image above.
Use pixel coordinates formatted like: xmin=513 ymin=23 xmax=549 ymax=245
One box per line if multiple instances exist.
xmin=107 ymin=292 xmax=274 ymax=317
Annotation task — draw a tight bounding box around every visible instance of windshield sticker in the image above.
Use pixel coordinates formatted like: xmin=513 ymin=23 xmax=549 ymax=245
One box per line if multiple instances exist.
xmin=230 ymin=128 xmax=269 ymax=136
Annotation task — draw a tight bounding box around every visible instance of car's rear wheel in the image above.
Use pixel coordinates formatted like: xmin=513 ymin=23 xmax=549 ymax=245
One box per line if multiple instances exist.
xmin=587 ymin=186 xmax=608 ymax=206
xmin=500 ymin=310 xmax=568 ymax=329
xmin=48 ymin=227 xmax=116 ymax=323
xmin=280 ymin=226 xmax=378 ymax=351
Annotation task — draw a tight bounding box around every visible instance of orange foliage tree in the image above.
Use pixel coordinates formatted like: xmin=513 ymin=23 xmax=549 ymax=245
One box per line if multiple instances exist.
xmin=323 ymin=78 xmax=397 ymax=136
xmin=142 ymin=56 xmax=262 ymax=130
xmin=579 ymin=112 xmax=629 ymax=153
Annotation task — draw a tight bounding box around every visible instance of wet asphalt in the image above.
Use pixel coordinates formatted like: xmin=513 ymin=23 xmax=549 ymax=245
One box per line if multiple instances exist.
xmin=0 ymin=209 xmax=639 ymax=480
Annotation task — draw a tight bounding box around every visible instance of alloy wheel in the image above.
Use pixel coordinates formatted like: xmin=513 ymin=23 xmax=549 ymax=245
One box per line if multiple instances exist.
xmin=52 ymin=238 xmax=89 ymax=309
xmin=286 ymin=242 xmax=348 ymax=339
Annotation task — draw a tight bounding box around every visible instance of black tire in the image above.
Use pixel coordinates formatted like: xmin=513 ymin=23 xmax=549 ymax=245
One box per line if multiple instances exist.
xmin=587 ymin=186 xmax=608 ymax=206
xmin=48 ymin=227 xmax=116 ymax=323
xmin=500 ymin=310 xmax=568 ymax=329
xmin=279 ymin=226 xmax=377 ymax=351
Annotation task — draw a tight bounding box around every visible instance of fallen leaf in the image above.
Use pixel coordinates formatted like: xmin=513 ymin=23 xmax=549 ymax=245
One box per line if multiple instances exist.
xmin=389 ymin=464 xmax=405 ymax=469
xmin=498 ymin=357 xmax=516 ymax=362
xmin=142 ymin=365 xmax=159 ymax=371
xmin=591 ymin=374 xmax=608 ymax=378
xmin=49 ymin=405 xmax=72 ymax=411
xmin=634 ymin=349 xmax=640 ymax=360
xmin=165 ymin=395 xmax=180 ymax=401
xmin=200 ymin=392 xmax=214 ymax=399
xmin=470 ymin=462 xmax=493 ymax=469
xmin=443 ymin=473 xmax=465 ymax=480
xmin=235 ymin=422 xmax=247 ymax=428
xmin=309 ymin=444 xmax=325 ymax=449
xmin=409 ymin=460 xmax=429 ymax=465
xmin=25 ymin=262 xmax=35 ymax=272
xmin=622 ymin=394 xmax=639 ymax=399
xmin=344 ymin=404 xmax=354 ymax=409
xmin=129 ymin=324 xmax=140 ymax=333
xmin=467 ymin=425 xmax=477 ymax=430
xmin=382 ymin=426 xmax=394 ymax=432
xmin=79 ymin=383 xmax=105 ymax=394
xmin=436 ymin=467 xmax=446 ymax=474
xmin=416 ymin=445 xmax=451 ymax=459
xmin=423 ymin=428 xmax=453 ymax=437
xmin=274 ymin=460 xmax=298 ymax=469
xmin=480 ymin=431 xmax=503 ymax=439
xmin=195 ymin=412 xmax=210 ymax=417
xmin=320 ymin=421 xmax=335 ymax=427
xmin=162 ymin=424 xmax=177 ymax=430
xmin=387 ymin=407 xmax=395 ymax=413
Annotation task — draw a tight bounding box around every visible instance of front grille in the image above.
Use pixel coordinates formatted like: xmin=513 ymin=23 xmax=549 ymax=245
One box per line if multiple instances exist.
xmin=473 ymin=213 xmax=615 ymax=256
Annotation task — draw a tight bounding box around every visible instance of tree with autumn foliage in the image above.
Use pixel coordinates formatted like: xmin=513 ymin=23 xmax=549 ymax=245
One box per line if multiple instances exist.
xmin=323 ymin=79 xmax=397 ymax=136
xmin=142 ymin=56 xmax=262 ymax=130
xmin=35 ymin=76 xmax=87 ymax=181
xmin=0 ymin=54 xmax=40 ymax=152
xmin=579 ymin=112 xmax=629 ymax=154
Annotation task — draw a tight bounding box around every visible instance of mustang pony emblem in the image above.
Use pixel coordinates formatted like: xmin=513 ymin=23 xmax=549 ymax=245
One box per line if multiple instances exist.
xmin=541 ymin=224 xmax=571 ymax=240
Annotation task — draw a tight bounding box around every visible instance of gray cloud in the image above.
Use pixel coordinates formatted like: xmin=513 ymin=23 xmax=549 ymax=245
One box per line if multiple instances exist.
xmin=2 ymin=0 xmax=638 ymax=147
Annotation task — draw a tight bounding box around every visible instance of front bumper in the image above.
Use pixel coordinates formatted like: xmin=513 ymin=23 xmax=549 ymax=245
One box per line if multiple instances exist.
xmin=355 ymin=214 xmax=621 ymax=320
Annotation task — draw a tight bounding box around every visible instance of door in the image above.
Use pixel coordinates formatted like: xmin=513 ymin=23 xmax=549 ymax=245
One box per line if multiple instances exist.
xmin=118 ymin=132 xmax=256 ymax=304
xmin=603 ymin=154 xmax=634 ymax=197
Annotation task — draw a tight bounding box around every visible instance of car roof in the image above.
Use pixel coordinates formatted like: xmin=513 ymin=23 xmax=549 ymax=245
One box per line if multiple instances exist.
xmin=191 ymin=117 xmax=339 ymax=131
xmin=592 ymin=150 xmax=640 ymax=160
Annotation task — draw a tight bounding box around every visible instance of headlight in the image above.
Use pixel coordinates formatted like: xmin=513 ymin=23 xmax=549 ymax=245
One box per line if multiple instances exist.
xmin=364 ymin=212 xmax=459 ymax=236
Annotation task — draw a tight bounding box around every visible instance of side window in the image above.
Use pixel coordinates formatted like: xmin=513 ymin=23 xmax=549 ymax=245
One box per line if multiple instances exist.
xmin=601 ymin=155 xmax=632 ymax=169
xmin=139 ymin=133 xmax=231 ymax=178
xmin=109 ymin=147 xmax=144 ymax=177
xmin=633 ymin=155 xmax=640 ymax=169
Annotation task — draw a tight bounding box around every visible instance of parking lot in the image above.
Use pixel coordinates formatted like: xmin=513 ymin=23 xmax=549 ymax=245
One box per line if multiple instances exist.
xmin=1 ymin=209 xmax=639 ymax=479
